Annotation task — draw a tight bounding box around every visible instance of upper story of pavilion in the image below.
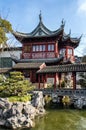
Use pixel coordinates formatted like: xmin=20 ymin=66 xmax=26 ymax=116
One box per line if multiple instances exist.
xmin=13 ymin=13 xmax=81 ymax=63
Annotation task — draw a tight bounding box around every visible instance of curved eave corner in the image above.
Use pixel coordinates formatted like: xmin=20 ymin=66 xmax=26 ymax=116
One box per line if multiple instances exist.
xmin=12 ymin=18 xmax=65 ymax=40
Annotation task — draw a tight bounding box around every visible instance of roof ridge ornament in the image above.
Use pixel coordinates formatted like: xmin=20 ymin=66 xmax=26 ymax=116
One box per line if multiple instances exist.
xmin=61 ymin=18 xmax=65 ymax=28
xmin=69 ymin=29 xmax=71 ymax=35
xmin=39 ymin=10 xmax=42 ymax=22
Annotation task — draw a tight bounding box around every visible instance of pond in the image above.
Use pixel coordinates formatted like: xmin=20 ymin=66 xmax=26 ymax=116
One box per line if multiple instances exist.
xmin=31 ymin=109 xmax=86 ymax=130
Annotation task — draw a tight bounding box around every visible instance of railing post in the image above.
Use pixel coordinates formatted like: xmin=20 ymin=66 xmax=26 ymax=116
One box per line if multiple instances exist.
xmin=54 ymin=73 xmax=57 ymax=90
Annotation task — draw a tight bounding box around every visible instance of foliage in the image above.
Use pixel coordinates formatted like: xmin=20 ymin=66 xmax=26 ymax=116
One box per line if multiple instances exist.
xmin=44 ymin=95 xmax=52 ymax=104
xmin=44 ymin=95 xmax=52 ymax=107
xmin=62 ymin=96 xmax=70 ymax=106
xmin=47 ymin=84 xmax=54 ymax=88
xmin=0 ymin=17 xmax=12 ymax=46
xmin=61 ymin=80 xmax=65 ymax=88
xmin=8 ymin=95 xmax=32 ymax=102
xmin=0 ymin=75 xmax=6 ymax=92
xmin=0 ymin=74 xmax=6 ymax=83
xmin=82 ymin=55 xmax=86 ymax=62
xmin=0 ymin=71 xmax=35 ymax=97
xmin=78 ymin=73 xmax=86 ymax=88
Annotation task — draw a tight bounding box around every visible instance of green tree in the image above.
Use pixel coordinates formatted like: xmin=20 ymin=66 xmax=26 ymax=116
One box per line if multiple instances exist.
xmin=82 ymin=55 xmax=86 ymax=62
xmin=0 ymin=17 xmax=12 ymax=48
xmin=0 ymin=74 xmax=6 ymax=92
xmin=0 ymin=71 xmax=35 ymax=97
xmin=78 ymin=73 xmax=86 ymax=88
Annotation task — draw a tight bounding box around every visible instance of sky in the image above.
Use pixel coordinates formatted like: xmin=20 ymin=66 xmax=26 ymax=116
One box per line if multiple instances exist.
xmin=0 ymin=0 xmax=86 ymax=56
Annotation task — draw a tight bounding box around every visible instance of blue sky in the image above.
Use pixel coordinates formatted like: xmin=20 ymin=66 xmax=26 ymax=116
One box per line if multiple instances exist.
xmin=0 ymin=0 xmax=86 ymax=56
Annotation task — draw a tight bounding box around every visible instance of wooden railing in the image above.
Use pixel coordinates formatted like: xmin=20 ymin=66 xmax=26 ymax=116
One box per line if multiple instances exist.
xmin=22 ymin=52 xmax=55 ymax=59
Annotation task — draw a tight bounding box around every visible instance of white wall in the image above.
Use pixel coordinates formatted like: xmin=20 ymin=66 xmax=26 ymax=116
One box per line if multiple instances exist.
xmin=0 ymin=50 xmax=21 ymax=59
xmin=0 ymin=50 xmax=22 ymax=66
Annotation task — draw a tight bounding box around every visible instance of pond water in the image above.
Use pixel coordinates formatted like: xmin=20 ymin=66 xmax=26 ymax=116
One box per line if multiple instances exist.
xmin=0 ymin=109 xmax=86 ymax=130
xmin=31 ymin=109 xmax=86 ymax=130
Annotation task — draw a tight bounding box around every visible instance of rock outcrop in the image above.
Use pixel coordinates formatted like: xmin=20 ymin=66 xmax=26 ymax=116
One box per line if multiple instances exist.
xmin=74 ymin=96 xmax=86 ymax=109
xmin=0 ymin=91 xmax=45 ymax=129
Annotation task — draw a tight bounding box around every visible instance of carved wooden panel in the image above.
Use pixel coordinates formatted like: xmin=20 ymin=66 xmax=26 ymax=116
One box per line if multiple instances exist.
xmin=47 ymin=52 xmax=55 ymax=58
xmin=23 ymin=52 xmax=55 ymax=59
xmin=23 ymin=53 xmax=31 ymax=58
xmin=32 ymin=52 xmax=46 ymax=59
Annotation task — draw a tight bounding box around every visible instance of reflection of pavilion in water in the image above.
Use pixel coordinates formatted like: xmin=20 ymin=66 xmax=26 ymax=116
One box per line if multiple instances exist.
xmin=11 ymin=13 xmax=86 ymax=89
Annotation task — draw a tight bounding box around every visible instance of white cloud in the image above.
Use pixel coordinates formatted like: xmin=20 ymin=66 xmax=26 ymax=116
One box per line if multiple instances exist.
xmin=78 ymin=0 xmax=86 ymax=14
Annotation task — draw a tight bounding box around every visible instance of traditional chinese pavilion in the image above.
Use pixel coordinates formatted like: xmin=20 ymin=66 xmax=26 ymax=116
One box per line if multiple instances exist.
xmin=12 ymin=13 xmax=86 ymax=89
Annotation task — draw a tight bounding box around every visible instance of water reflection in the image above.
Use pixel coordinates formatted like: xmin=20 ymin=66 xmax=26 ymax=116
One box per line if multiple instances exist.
xmin=31 ymin=109 xmax=86 ymax=130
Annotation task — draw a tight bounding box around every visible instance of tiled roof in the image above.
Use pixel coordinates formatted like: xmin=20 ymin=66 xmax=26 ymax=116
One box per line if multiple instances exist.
xmin=37 ymin=63 xmax=86 ymax=74
xmin=45 ymin=56 xmax=64 ymax=65
xmin=11 ymin=57 xmax=63 ymax=64
xmin=13 ymin=13 xmax=64 ymax=38
xmin=12 ymin=14 xmax=80 ymax=47
xmin=13 ymin=63 xmax=43 ymax=69
xmin=0 ymin=68 xmax=12 ymax=74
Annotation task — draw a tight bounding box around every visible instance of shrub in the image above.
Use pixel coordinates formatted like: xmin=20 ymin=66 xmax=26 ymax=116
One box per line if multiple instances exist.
xmin=8 ymin=95 xmax=32 ymax=102
xmin=0 ymin=71 xmax=35 ymax=97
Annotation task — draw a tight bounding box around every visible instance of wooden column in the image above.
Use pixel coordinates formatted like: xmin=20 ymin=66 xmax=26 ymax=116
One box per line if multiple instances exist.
xmin=72 ymin=48 xmax=75 ymax=62
xmin=42 ymin=74 xmax=44 ymax=82
xmin=45 ymin=74 xmax=47 ymax=82
xmin=43 ymin=74 xmax=45 ymax=88
xmin=56 ymin=73 xmax=59 ymax=88
xmin=45 ymin=44 xmax=48 ymax=58
xmin=54 ymin=73 xmax=57 ymax=90
xmin=72 ymin=72 xmax=76 ymax=90
xmin=55 ymin=41 xmax=58 ymax=57
xmin=42 ymin=74 xmax=44 ymax=88
xmin=59 ymin=73 xmax=61 ymax=89
xmin=30 ymin=44 xmax=32 ymax=58
xmin=22 ymin=45 xmax=24 ymax=59
xmin=30 ymin=70 xmax=32 ymax=82
xmin=38 ymin=74 xmax=40 ymax=89
xmin=66 ymin=46 xmax=68 ymax=60
xmin=43 ymin=74 xmax=44 ymax=88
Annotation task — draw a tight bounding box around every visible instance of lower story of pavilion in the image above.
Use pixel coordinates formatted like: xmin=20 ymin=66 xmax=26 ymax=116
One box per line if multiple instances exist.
xmin=37 ymin=63 xmax=86 ymax=89
xmin=12 ymin=62 xmax=86 ymax=90
xmin=37 ymin=72 xmax=75 ymax=89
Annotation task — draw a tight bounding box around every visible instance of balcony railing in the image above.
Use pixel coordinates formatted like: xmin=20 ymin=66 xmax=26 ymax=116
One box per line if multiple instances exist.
xmin=22 ymin=52 xmax=55 ymax=59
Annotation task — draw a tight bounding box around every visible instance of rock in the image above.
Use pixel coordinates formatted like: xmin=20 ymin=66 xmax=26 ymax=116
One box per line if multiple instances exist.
xmin=0 ymin=109 xmax=3 ymax=118
xmin=5 ymin=116 xmax=21 ymax=129
xmin=74 ymin=97 xmax=84 ymax=109
xmin=5 ymin=112 xmax=34 ymax=129
xmin=0 ymin=91 xmax=45 ymax=129
xmin=32 ymin=91 xmax=45 ymax=114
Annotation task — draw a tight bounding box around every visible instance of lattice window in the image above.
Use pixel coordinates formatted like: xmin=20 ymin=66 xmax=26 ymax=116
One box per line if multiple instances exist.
xmin=32 ymin=45 xmax=46 ymax=52
xmin=48 ymin=44 xmax=54 ymax=51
